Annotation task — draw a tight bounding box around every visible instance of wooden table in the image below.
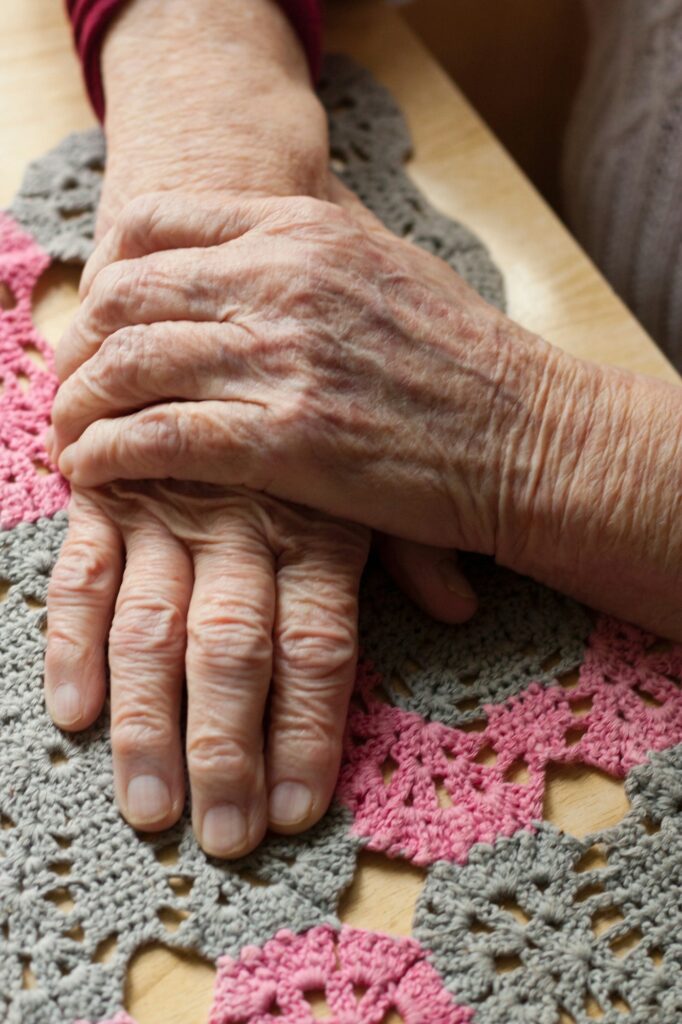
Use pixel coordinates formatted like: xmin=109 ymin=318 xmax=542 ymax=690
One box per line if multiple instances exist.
xmin=1 ymin=2 xmax=678 ymax=1021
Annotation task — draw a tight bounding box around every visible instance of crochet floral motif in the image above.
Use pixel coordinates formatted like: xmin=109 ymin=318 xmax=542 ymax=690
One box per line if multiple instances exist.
xmin=210 ymin=926 xmax=472 ymax=1024
xmin=79 ymin=928 xmax=472 ymax=1024
xmin=414 ymin=744 xmax=682 ymax=1024
xmin=337 ymin=618 xmax=682 ymax=865
xmin=0 ymin=213 xmax=68 ymax=530
xmin=359 ymin=559 xmax=591 ymax=727
xmin=9 ymin=130 xmax=104 ymax=266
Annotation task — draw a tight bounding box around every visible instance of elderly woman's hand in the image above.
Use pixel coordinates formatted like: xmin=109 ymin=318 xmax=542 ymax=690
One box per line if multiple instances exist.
xmin=45 ymin=0 xmax=479 ymax=859
xmin=53 ymin=190 xmax=682 ymax=639
xmin=46 ymin=479 xmax=368 ymax=855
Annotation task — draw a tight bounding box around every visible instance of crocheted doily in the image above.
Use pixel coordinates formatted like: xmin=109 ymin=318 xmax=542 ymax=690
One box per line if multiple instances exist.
xmin=1 ymin=55 xmax=681 ymax=1024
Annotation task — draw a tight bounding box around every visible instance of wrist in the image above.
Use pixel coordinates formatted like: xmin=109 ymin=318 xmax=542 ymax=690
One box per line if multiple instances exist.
xmin=98 ymin=0 xmax=329 ymax=226
xmin=497 ymin=344 xmax=682 ymax=631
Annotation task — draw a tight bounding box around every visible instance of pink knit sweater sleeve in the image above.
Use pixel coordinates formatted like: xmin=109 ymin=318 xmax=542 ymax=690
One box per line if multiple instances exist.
xmin=65 ymin=0 xmax=323 ymax=120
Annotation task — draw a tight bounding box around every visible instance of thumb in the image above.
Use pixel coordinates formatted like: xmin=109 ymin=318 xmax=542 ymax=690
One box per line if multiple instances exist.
xmin=377 ymin=536 xmax=477 ymax=624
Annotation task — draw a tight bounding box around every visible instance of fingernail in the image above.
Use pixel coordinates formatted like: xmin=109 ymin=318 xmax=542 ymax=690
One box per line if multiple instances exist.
xmin=269 ymin=782 xmax=313 ymax=827
xmin=126 ymin=775 xmax=172 ymax=825
xmin=58 ymin=448 xmax=74 ymax=477
xmin=44 ymin=427 xmax=55 ymax=460
xmin=437 ymin=558 xmax=476 ymax=601
xmin=202 ymin=804 xmax=247 ymax=856
xmin=51 ymin=683 xmax=82 ymax=726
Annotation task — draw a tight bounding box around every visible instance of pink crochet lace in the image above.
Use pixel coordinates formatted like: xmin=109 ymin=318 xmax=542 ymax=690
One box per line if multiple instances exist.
xmin=210 ymin=926 xmax=471 ymax=1024
xmin=0 ymin=212 xmax=68 ymax=530
xmin=337 ymin=616 xmax=682 ymax=864
xmin=80 ymin=928 xmax=470 ymax=1024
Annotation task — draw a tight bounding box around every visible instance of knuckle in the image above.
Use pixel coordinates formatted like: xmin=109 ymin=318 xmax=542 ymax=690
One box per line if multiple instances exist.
xmin=276 ymin=619 xmax=356 ymax=679
xmin=48 ymin=542 xmax=113 ymax=601
xmin=46 ymin=627 xmax=85 ymax=660
xmin=188 ymin=613 xmax=271 ymax=672
xmin=274 ymin=715 xmax=341 ymax=766
xmin=275 ymin=389 xmax=311 ymax=434
xmin=112 ymin=709 xmax=174 ymax=760
xmin=110 ymin=598 xmax=185 ymax=654
xmin=58 ymin=308 xmax=98 ymax=373
xmin=290 ymin=195 xmax=324 ymax=222
xmin=289 ymin=195 xmax=340 ymax=227
xmin=186 ymin=735 xmax=254 ymax=787
xmin=98 ymin=326 xmax=149 ymax=388
xmin=63 ymin=365 xmax=110 ymax=419
xmin=90 ymin=262 xmax=137 ymax=323
xmin=119 ymin=192 xmax=164 ymax=237
xmin=50 ymin=386 xmax=71 ymax=432
xmin=135 ymin=407 xmax=186 ymax=463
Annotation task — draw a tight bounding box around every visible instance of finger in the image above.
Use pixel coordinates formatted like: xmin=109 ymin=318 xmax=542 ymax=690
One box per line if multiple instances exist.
xmin=56 ymin=402 xmax=430 ymax=543
xmin=109 ymin=517 xmax=192 ymax=832
xmin=46 ymin=489 xmax=122 ymax=730
xmin=377 ymin=536 xmax=477 ymax=624
xmin=267 ymin=523 xmax=369 ymax=833
xmin=58 ymin=246 xmax=237 ymax=382
xmin=51 ymin=321 xmax=261 ymax=456
xmin=186 ymin=525 xmax=276 ymax=858
xmin=58 ymin=401 xmax=277 ymax=491
xmin=79 ymin=192 xmax=279 ymax=300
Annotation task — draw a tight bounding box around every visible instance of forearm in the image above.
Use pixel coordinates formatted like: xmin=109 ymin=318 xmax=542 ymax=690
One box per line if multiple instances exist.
xmin=99 ymin=0 xmax=328 ymax=227
xmin=496 ymin=344 xmax=682 ymax=634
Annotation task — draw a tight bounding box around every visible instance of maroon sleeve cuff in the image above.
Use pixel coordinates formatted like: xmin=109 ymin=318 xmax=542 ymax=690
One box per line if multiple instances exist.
xmin=65 ymin=0 xmax=323 ymax=122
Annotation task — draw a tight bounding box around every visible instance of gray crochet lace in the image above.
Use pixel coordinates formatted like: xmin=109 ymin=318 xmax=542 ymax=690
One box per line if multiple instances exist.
xmin=415 ymin=745 xmax=682 ymax=1024
xmin=359 ymin=557 xmax=591 ymax=727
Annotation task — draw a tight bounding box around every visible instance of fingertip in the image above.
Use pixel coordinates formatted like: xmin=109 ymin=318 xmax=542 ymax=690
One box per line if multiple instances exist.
xmin=199 ymin=804 xmax=248 ymax=858
xmin=57 ymin=446 xmax=75 ymax=479
xmin=45 ymin=627 xmax=110 ymax=732
xmin=268 ymin=780 xmax=317 ymax=834
xmin=46 ymin=681 xmax=83 ymax=730
xmin=430 ymin=557 xmax=478 ymax=623
xmin=45 ymin=669 xmax=106 ymax=730
xmin=120 ymin=774 xmax=184 ymax=833
xmin=408 ymin=578 xmax=477 ymax=625
xmin=194 ymin=800 xmax=268 ymax=859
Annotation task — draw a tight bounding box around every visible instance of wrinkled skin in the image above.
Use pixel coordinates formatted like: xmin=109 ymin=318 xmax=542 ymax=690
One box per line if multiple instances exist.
xmin=45 ymin=188 xmax=479 ymax=855
xmin=46 ymin=480 xmax=368 ymax=855
xmin=52 ymin=189 xmax=524 ymax=554
xmin=44 ymin=0 xmax=483 ymax=858
xmin=52 ymin=191 xmax=682 ymax=639
xmin=46 ymin=0 xmax=682 ymax=860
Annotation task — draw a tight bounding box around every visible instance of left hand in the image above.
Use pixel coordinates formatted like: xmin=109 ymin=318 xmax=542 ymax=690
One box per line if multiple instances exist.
xmin=46 ymin=479 xmax=369 ymax=856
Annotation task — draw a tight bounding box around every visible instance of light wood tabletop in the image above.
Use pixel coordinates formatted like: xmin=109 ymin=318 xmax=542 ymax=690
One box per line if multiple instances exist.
xmin=1 ymin=2 xmax=678 ymax=1022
